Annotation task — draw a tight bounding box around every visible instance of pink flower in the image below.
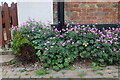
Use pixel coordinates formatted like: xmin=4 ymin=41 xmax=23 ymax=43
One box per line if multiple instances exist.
xmin=77 ymin=41 xmax=79 ymax=43
xmin=72 ymin=42 xmax=74 ymax=44
xmin=75 ymin=31 xmax=79 ymax=33
xmin=50 ymin=46 xmax=53 ymax=48
xmin=52 ymin=42 xmax=56 ymax=45
xmin=54 ymin=28 xmax=58 ymax=31
xmin=103 ymin=39 xmax=108 ymax=43
xmin=45 ymin=48 xmax=49 ymax=50
xmin=83 ymin=28 xmax=86 ymax=31
xmin=56 ymin=35 xmax=58 ymax=37
xmin=96 ymin=47 xmax=100 ymax=48
xmin=113 ymin=49 xmax=116 ymax=51
xmin=62 ymin=42 xmax=66 ymax=46
xmin=50 ymin=37 xmax=53 ymax=39
xmin=62 ymin=29 xmax=65 ymax=31
xmin=66 ymin=24 xmax=70 ymax=27
xmin=43 ymin=26 xmax=46 ymax=29
xmin=113 ymin=38 xmax=118 ymax=40
xmin=53 ymin=26 xmax=55 ymax=28
xmin=68 ymin=30 xmax=72 ymax=32
xmin=60 ymin=41 xmax=63 ymax=44
xmin=64 ymin=34 xmax=66 ymax=36
xmin=96 ymin=39 xmax=100 ymax=41
xmin=44 ymin=43 xmax=47 ymax=45
xmin=114 ymin=42 xmax=119 ymax=44
xmin=39 ymin=30 xmax=41 ymax=32
xmin=60 ymin=35 xmax=63 ymax=37
xmin=32 ymin=26 xmax=36 ymax=31
xmin=67 ymin=40 xmax=70 ymax=42
xmin=46 ymin=41 xmax=50 ymax=43
xmin=66 ymin=28 xmax=68 ymax=30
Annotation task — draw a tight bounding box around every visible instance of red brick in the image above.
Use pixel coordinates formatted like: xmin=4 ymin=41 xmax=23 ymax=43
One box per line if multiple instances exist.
xmin=88 ymin=13 xmax=94 ymax=16
xmin=98 ymin=8 xmax=103 ymax=12
xmin=111 ymin=16 xmax=118 ymax=19
xmin=86 ymin=17 xmax=97 ymax=19
xmin=113 ymin=8 xmax=118 ymax=11
xmin=65 ymin=8 xmax=74 ymax=11
xmin=79 ymin=17 xmax=86 ymax=20
xmin=87 ymin=9 xmax=96 ymax=12
xmin=118 ymin=9 xmax=120 ymax=11
xmin=74 ymin=9 xmax=81 ymax=12
xmin=54 ymin=8 xmax=57 ymax=11
xmin=102 ymin=16 xmax=111 ymax=19
xmin=78 ymin=21 xmax=94 ymax=24
xmin=118 ymin=17 xmax=120 ymax=19
xmin=72 ymin=12 xmax=79 ymax=16
xmin=81 ymin=9 xmax=87 ymax=12
xmin=103 ymin=9 xmax=113 ymax=12
xmin=65 ymin=4 xmax=73 ymax=8
xmin=74 ymin=4 xmax=79 ymax=7
xmin=79 ymin=13 xmax=88 ymax=16
xmin=109 ymin=12 xmax=119 ymax=15
xmin=70 ymin=17 xmax=79 ymax=20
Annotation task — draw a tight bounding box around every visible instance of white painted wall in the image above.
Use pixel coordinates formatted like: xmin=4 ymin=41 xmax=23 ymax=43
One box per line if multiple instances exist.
xmin=17 ymin=1 xmax=53 ymax=25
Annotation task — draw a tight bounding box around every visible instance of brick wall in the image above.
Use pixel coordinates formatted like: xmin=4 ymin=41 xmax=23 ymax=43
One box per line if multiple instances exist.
xmin=53 ymin=2 xmax=120 ymax=24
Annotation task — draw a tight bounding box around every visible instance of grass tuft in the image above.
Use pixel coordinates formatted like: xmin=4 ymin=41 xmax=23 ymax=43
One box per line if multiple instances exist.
xmin=36 ymin=70 xmax=50 ymax=76
xmin=78 ymin=72 xmax=87 ymax=77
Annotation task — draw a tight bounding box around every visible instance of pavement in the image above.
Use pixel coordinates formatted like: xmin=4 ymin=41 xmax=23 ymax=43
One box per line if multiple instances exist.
xmin=1 ymin=65 xmax=119 ymax=78
xmin=0 ymin=48 xmax=119 ymax=79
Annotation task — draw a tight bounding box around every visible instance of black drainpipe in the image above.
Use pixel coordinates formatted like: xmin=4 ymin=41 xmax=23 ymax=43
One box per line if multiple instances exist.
xmin=57 ymin=0 xmax=65 ymax=30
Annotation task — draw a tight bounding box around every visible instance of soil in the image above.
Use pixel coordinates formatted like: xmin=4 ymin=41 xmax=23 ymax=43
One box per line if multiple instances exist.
xmin=19 ymin=44 xmax=39 ymax=64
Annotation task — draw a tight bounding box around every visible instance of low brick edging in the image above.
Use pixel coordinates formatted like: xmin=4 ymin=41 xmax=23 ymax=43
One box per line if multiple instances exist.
xmin=53 ymin=2 xmax=120 ymax=24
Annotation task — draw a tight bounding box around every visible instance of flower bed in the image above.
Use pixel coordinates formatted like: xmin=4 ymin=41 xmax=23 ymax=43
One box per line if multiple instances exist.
xmin=10 ymin=20 xmax=120 ymax=71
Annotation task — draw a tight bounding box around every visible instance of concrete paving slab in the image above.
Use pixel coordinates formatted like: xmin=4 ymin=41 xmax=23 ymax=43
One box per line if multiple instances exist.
xmin=0 ymin=54 xmax=15 ymax=64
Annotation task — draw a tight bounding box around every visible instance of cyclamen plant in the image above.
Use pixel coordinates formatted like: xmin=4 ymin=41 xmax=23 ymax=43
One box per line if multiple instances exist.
xmin=11 ymin=20 xmax=120 ymax=71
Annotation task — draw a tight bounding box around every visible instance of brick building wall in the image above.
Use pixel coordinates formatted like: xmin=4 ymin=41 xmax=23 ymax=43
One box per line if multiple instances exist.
xmin=53 ymin=2 xmax=120 ymax=24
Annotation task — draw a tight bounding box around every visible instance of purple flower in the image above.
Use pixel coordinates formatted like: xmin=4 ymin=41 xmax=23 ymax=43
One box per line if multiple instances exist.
xmin=77 ymin=41 xmax=79 ymax=43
